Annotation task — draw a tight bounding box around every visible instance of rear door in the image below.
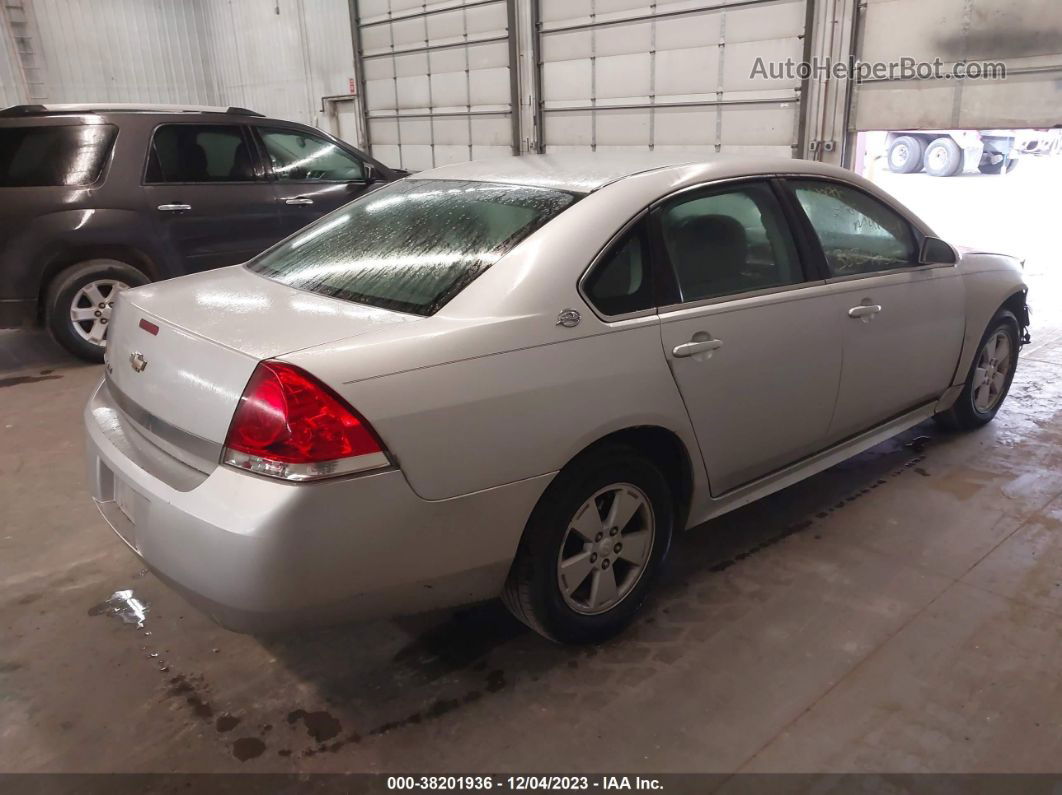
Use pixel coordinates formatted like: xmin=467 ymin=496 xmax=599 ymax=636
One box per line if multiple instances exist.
xmin=253 ymin=124 xmax=374 ymax=236
xmin=653 ymin=180 xmax=843 ymax=495
xmin=141 ymin=123 xmax=281 ymax=272
xmin=783 ymin=179 xmax=965 ymax=443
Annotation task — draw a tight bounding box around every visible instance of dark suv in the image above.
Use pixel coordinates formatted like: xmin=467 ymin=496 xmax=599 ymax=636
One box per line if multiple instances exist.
xmin=0 ymin=103 xmax=403 ymax=361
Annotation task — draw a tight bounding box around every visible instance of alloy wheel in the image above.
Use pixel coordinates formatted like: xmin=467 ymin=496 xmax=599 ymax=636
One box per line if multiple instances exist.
xmin=70 ymin=279 xmax=129 ymax=347
xmin=556 ymin=483 xmax=655 ymax=615
xmin=973 ymin=330 xmax=1012 ymax=412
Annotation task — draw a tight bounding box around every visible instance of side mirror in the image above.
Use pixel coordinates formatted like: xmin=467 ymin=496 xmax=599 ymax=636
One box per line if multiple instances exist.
xmin=920 ymin=236 xmax=957 ymax=265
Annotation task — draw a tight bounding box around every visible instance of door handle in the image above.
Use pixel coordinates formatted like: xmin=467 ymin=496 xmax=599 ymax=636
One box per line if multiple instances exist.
xmin=284 ymin=196 xmax=314 ymax=206
xmin=157 ymin=203 xmax=191 ymax=212
xmin=673 ymin=338 xmax=724 ymax=358
xmin=848 ymin=304 xmax=883 ymax=320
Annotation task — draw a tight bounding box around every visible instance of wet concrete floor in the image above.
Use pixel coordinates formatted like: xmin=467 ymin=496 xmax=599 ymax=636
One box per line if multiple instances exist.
xmin=2 ymin=277 xmax=1061 ymax=774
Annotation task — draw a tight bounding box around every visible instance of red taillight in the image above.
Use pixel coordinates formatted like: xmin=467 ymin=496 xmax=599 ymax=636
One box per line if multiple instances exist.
xmin=222 ymin=360 xmax=388 ymax=481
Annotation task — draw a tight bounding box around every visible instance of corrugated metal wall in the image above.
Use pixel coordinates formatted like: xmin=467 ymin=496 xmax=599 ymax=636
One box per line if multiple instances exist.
xmin=0 ymin=22 xmax=22 ymax=106
xmin=30 ymin=0 xmax=214 ymax=104
xmin=198 ymin=0 xmax=357 ymax=127
xmin=0 ymin=0 xmax=357 ymax=131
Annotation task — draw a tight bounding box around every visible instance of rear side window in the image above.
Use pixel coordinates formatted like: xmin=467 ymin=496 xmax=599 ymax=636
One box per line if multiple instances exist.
xmin=0 ymin=124 xmax=116 ymax=187
xmin=248 ymin=179 xmax=578 ymax=316
xmin=146 ymin=125 xmax=257 ymax=183
xmin=658 ymin=182 xmax=802 ymax=303
xmin=583 ymin=220 xmax=654 ymax=317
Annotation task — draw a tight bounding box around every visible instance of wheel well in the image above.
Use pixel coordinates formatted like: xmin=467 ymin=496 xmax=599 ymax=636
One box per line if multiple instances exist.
xmin=1001 ymin=289 xmax=1029 ymax=331
xmin=570 ymin=426 xmax=694 ymax=531
xmin=36 ymin=246 xmax=159 ymax=321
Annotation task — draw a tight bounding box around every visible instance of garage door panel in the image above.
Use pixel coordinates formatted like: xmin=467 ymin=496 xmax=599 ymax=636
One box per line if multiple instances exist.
xmin=594 ymin=109 xmax=653 ymax=145
xmin=596 ymin=53 xmax=651 ymax=98
xmin=655 ymin=15 xmax=722 ymax=50
xmin=723 ymin=37 xmax=804 ymax=92
xmin=852 ymin=0 xmax=1062 ymax=131
xmin=536 ymin=0 xmax=806 ymax=151
xmin=357 ymin=0 xmax=517 ymax=167
xmin=542 ymin=60 xmax=593 ymax=103
xmin=719 ymin=103 xmax=797 ymax=146
xmin=655 ymin=48 xmax=718 ymax=96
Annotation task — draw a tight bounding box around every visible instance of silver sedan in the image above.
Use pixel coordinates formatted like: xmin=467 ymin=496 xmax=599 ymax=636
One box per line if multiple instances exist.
xmin=84 ymin=154 xmax=1029 ymax=643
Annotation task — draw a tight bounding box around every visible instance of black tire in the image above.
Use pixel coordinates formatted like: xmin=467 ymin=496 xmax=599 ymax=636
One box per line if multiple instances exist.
xmin=979 ymin=157 xmax=1018 ymax=175
xmin=935 ymin=310 xmax=1020 ymax=431
xmin=924 ymin=137 xmax=963 ymax=177
xmin=45 ymin=259 xmax=150 ymax=362
xmin=887 ymin=136 xmax=925 ymax=174
xmin=502 ymin=445 xmax=674 ymax=644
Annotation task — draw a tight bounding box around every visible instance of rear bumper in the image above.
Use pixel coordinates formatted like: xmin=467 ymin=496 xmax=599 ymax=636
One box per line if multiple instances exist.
xmin=0 ymin=298 xmax=37 ymax=328
xmin=84 ymin=379 xmax=552 ymax=633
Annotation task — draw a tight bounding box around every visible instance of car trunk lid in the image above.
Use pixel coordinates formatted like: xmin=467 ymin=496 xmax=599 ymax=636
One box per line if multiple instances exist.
xmin=105 ymin=265 xmax=419 ymax=472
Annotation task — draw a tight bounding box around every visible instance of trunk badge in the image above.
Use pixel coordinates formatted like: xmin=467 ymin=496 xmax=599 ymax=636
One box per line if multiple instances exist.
xmin=129 ymin=352 xmax=148 ymax=373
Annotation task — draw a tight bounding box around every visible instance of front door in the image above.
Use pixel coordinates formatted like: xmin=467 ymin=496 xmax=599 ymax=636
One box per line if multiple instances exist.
xmin=254 ymin=125 xmax=374 ymax=236
xmin=654 ymin=180 xmax=844 ymax=495
xmin=141 ymin=123 xmax=280 ymax=272
xmin=784 ymin=179 xmax=966 ymax=442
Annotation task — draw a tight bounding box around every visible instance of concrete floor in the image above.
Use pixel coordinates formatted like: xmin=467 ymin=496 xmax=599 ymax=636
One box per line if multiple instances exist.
xmin=2 ymin=163 xmax=1061 ymax=775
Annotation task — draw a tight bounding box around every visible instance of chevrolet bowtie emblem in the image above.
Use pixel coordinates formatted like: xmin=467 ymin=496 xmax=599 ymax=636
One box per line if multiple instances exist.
xmin=129 ymin=351 xmax=148 ymax=373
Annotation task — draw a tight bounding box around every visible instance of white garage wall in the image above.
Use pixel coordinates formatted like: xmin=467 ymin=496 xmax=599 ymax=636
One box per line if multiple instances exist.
xmin=1 ymin=0 xmax=357 ymax=131
xmin=30 ymin=0 xmax=216 ymax=105
xmin=198 ymin=0 xmax=358 ymax=127
xmin=0 ymin=29 xmax=21 ymax=106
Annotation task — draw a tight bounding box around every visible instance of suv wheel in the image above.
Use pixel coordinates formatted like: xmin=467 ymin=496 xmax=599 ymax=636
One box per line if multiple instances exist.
xmin=503 ymin=446 xmax=673 ymax=644
xmin=46 ymin=260 xmax=150 ymax=362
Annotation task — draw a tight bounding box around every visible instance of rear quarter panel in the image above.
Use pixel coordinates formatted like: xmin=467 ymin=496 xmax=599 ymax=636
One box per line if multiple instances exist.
xmin=316 ymin=319 xmax=704 ymax=505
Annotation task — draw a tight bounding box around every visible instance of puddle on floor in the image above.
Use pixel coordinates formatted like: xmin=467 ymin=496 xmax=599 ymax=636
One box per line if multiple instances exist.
xmin=87 ymin=589 xmax=149 ymax=628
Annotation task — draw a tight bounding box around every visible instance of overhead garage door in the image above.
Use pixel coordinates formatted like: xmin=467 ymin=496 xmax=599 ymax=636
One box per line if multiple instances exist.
xmin=535 ymin=0 xmax=808 ymax=155
xmin=355 ymin=0 xmax=520 ymax=170
xmin=851 ymin=0 xmax=1062 ymax=130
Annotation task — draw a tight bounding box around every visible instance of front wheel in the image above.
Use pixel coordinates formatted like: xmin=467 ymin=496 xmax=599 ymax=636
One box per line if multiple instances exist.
xmin=45 ymin=259 xmax=150 ymax=362
xmin=502 ymin=446 xmax=673 ymax=644
xmin=936 ymin=310 xmax=1020 ymax=430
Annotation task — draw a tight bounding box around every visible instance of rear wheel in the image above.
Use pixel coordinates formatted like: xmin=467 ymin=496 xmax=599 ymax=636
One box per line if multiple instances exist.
xmin=502 ymin=446 xmax=673 ymax=644
xmin=45 ymin=259 xmax=150 ymax=362
xmin=936 ymin=310 xmax=1019 ymax=430
xmin=924 ymin=137 xmax=963 ymax=177
xmin=887 ymin=136 xmax=925 ymax=173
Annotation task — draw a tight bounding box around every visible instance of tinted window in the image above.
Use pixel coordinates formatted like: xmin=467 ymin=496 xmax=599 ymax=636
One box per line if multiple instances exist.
xmin=147 ymin=125 xmax=256 ymax=183
xmin=790 ymin=180 xmax=917 ymax=276
xmin=583 ymin=220 xmax=653 ymax=316
xmin=260 ymin=128 xmax=364 ymax=181
xmin=0 ymin=124 xmax=116 ymax=187
xmin=659 ymin=182 xmax=801 ymax=303
xmin=249 ymin=179 xmax=577 ymax=316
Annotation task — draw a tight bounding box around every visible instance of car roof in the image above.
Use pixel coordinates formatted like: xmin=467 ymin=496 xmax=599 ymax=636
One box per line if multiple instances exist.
xmin=408 ymin=152 xmax=856 ymax=193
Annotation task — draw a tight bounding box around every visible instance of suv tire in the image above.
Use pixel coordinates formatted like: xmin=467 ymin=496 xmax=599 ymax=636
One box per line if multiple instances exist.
xmin=46 ymin=259 xmax=150 ymax=362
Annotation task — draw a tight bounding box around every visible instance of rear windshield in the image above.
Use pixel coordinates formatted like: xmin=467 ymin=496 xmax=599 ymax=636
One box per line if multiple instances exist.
xmin=0 ymin=124 xmax=117 ymax=187
xmin=248 ymin=179 xmax=578 ymax=316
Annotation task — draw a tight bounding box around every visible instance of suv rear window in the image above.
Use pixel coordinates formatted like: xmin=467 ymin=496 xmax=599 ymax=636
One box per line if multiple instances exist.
xmin=248 ymin=179 xmax=578 ymax=316
xmin=0 ymin=124 xmax=116 ymax=187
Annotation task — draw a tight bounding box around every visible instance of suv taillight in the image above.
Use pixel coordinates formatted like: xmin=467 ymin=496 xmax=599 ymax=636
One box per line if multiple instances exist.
xmin=222 ymin=360 xmax=389 ymax=481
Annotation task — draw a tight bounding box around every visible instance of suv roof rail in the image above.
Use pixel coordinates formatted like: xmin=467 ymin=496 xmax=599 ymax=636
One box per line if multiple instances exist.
xmin=0 ymin=103 xmax=264 ymax=118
